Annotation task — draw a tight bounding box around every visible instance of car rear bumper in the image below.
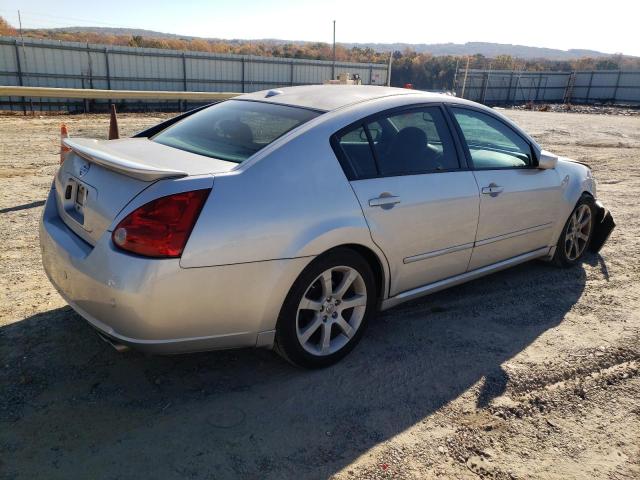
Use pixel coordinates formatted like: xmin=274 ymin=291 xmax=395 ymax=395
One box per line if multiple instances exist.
xmin=589 ymin=200 xmax=615 ymax=253
xmin=39 ymin=188 xmax=311 ymax=353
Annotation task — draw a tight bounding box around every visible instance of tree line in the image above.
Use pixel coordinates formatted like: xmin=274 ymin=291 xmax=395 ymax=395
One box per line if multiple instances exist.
xmin=389 ymin=51 xmax=640 ymax=91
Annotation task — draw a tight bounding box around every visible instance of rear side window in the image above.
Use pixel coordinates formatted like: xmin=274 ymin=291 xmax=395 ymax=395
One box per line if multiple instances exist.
xmin=451 ymin=108 xmax=533 ymax=169
xmin=335 ymin=125 xmax=378 ymax=178
xmin=153 ymin=100 xmax=321 ymax=163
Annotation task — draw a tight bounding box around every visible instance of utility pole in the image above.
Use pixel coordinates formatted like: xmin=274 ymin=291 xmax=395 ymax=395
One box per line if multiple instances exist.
xmin=17 ymin=10 xmax=24 ymax=42
xmin=332 ymin=20 xmax=336 ymax=80
xmin=386 ymin=52 xmax=392 ymax=86
xmin=17 ymin=10 xmax=31 ymax=115
xmin=17 ymin=10 xmax=26 ymax=53
xmin=460 ymin=56 xmax=470 ymax=99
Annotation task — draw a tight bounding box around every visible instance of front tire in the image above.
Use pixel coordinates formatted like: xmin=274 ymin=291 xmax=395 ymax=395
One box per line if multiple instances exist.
xmin=274 ymin=248 xmax=377 ymax=368
xmin=553 ymin=195 xmax=596 ymax=267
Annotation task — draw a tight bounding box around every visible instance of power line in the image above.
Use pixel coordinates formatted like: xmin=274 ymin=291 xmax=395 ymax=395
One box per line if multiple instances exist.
xmin=0 ymin=8 xmax=146 ymax=30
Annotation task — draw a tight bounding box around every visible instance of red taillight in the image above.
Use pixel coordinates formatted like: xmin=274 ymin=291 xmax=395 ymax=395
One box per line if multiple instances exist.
xmin=112 ymin=189 xmax=210 ymax=258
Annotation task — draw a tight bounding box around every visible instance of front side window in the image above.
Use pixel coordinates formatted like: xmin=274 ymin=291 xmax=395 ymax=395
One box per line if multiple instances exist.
xmin=153 ymin=100 xmax=321 ymax=163
xmin=451 ymin=108 xmax=533 ymax=169
xmin=368 ymin=107 xmax=459 ymax=176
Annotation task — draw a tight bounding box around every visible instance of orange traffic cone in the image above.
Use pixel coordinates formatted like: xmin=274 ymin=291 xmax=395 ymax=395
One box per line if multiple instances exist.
xmin=60 ymin=124 xmax=71 ymax=165
xmin=108 ymin=104 xmax=119 ymax=140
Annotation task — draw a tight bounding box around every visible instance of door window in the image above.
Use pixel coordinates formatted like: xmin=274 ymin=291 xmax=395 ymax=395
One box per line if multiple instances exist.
xmin=368 ymin=107 xmax=459 ymax=176
xmin=451 ymin=108 xmax=533 ymax=169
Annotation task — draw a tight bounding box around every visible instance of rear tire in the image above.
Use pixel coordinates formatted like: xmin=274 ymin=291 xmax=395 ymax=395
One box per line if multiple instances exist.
xmin=274 ymin=248 xmax=377 ymax=368
xmin=552 ymin=194 xmax=596 ymax=267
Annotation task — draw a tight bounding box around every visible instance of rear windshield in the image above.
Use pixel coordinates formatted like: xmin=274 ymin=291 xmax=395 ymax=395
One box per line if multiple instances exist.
xmin=152 ymin=100 xmax=321 ymax=163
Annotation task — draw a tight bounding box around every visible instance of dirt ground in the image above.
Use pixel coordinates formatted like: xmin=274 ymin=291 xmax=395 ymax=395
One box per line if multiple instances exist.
xmin=1 ymin=110 xmax=639 ymax=480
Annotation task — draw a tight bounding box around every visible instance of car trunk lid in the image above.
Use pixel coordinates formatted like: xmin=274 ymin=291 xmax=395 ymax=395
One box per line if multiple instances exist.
xmin=54 ymin=137 xmax=237 ymax=245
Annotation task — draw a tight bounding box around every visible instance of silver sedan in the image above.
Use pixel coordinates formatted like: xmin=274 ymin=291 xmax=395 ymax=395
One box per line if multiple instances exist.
xmin=40 ymin=85 xmax=615 ymax=367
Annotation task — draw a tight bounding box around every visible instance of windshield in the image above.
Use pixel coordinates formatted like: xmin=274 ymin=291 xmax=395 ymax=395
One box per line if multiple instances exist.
xmin=152 ymin=100 xmax=321 ymax=163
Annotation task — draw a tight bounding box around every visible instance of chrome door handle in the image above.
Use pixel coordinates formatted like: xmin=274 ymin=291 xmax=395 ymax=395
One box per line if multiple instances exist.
xmin=369 ymin=194 xmax=401 ymax=208
xmin=481 ymin=184 xmax=504 ymax=197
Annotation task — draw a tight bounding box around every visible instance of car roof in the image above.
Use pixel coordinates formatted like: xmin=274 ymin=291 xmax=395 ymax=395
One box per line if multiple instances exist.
xmin=234 ymin=85 xmax=448 ymax=112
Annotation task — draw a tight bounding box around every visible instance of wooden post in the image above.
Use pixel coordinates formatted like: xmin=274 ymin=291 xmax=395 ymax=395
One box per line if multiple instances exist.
xmin=612 ymin=71 xmax=622 ymax=104
xmin=563 ymin=72 xmax=576 ymax=104
xmin=181 ymin=52 xmax=188 ymax=112
xmin=585 ymin=71 xmax=595 ymax=103
xmin=14 ymin=40 xmax=27 ymax=115
xmin=535 ymin=73 xmax=542 ymax=103
xmin=480 ymin=72 xmax=488 ymax=103
xmin=104 ymin=48 xmax=111 ymax=90
xmin=506 ymin=72 xmax=514 ymax=105
xmin=460 ymin=56 xmax=470 ymax=99
xmin=86 ymin=44 xmax=94 ymax=89
xmin=104 ymin=47 xmax=112 ymax=109
xmin=512 ymin=70 xmax=522 ymax=106
xmin=241 ymin=57 xmax=246 ymax=93
xmin=453 ymin=58 xmax=459 ymax=92
xmin=86 ymin=43 xmax=93 ymax=112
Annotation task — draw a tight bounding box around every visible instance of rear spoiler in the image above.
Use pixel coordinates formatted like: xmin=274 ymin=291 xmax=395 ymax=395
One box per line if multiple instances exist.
xmin=63 ymin=138 xmax=188 ymax=181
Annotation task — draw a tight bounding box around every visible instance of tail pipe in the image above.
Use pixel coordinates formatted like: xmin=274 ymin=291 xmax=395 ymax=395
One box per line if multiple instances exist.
xmin=95 ymin=330 xmax=131 ymax=353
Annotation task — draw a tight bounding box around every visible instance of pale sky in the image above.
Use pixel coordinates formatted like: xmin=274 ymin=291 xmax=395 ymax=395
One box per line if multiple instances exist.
xmin=2 ymin=0 xmax=639 ymax=56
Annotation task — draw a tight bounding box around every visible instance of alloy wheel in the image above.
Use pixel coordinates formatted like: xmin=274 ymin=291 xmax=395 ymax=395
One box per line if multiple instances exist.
xmin=296 ymin=266 xmax=367 ymax=356
xmin=564 ymin=204 xmax=592 ymax=261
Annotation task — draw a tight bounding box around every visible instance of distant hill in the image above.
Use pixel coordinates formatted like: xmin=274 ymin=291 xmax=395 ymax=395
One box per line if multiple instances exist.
xmin=342 ymin=42 xmax=616 ymax=60
xmin=27 ymin=26 xmax=621 ymax=60
xmin=38 ymin=26 xmax=198 ymax=40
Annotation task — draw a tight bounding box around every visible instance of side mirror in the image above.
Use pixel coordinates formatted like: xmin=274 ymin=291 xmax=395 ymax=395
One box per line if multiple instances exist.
xmin=537 ymin=150 xmax=558 ymax=169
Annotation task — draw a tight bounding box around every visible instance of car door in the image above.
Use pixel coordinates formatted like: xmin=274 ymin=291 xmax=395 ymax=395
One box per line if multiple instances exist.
xmin=333 ymin=105 xmax=480 ymax=297
xmin=448 ymin=106 xmax=562 ymax=271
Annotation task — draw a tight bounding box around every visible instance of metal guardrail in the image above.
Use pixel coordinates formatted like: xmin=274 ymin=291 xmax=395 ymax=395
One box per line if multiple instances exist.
xmin=0 ymin=86 xmax=241 ymax=101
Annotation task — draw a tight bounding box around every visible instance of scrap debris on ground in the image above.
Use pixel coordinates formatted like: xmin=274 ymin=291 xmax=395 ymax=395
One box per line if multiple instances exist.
xmin=506 ymin=103 xmax=640 ymax=116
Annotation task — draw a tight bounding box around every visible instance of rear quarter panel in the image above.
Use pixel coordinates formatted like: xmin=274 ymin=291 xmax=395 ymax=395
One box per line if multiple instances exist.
xmin=180 ymin=119 xmax=385 ymax=273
